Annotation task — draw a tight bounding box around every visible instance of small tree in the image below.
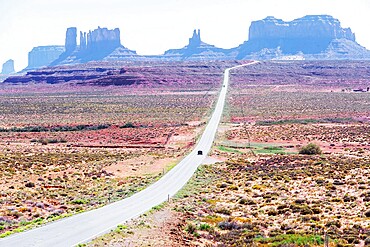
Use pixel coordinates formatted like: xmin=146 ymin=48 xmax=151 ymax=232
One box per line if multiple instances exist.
xmin=299 ymin=143 xmax=322 ymax=155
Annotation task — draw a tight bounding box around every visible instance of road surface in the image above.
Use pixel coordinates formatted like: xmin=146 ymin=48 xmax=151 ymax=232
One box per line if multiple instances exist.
xmin=0 ymin=61 xmax=258 ymax=247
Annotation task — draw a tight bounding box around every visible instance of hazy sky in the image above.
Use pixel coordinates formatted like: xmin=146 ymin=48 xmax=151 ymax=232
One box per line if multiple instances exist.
xmin=1 ymin=0 xmax=369 ymax=71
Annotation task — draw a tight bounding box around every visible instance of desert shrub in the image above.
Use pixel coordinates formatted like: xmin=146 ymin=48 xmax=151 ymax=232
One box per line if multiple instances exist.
xmin=46 ymin=139 xmax=59 ymax=144
xmin=215 ymin=208 xmax=232 ymax=215
xmin=364 ymin=237 xmax=370 ymax=246
xmin=277 ymin=204 xmax=289 ymax=210
xmin=40 ymin=139 xmax=49 ymax=145
xmin=363 ymin=197 xmax=370 ymax=202
xmin=326 ymin=183 xmax=337 ymax=191
xmin=300 ymin=206 xmax=314 ymax=215
xmin=325 ymin=221 xmax=341 ymax=228
xmin=252 ymin=184 xmax=266 ymax=191
xmin=343 ymin=195 xmax=356 ymax=202
xmin=25 ymin=182 xmax=35 ymax=188
xmin=120 ymin=122 xmax=135 ymax=128
xmin=199 ymin=223 xmax=211 ymax=231
xmin=218 ymin=221 xmax=240 ymax=230
xmin=269 ymin=229 xmax=284 ymax=237
xmin=116 ymin=224 xmax=127 ymax=232
xmin=0 ymin=124 xmax=110 ymax=133
xmin=33 ymin=138 xmax=67 ymax=145
xmin=330 ymin=197 xmax=343 ymax=203
xmin=229 ymin=185 xmax=238 ymax=190
xmin=71 ymin=199 xmax=88 ymax=205
xmin=254 ymin=234 xmax=324 ymax=246
xmin=335 ymin=239 xmax=352 ymax=247
xmin=267 ymin=209 xmax=278 ymax=216
xmin=202 ymin=215 xmax=224 ymax=225
xmin=239 ymin=198 xmax=256 ymax=205
xmin=365 ymin=210 xmax=370 ymax=218
xmin=311 ymin=207 xmax=322 ymax=214
xmin=299 ymin=143 xmax=322 ymax=155
xmin=219 ymin=183 xmax=228 ymax=188
xmin=185 ymin=223 xmax=197 ymax=234
xmin=294 ymin=199 xmax=306 ymax=204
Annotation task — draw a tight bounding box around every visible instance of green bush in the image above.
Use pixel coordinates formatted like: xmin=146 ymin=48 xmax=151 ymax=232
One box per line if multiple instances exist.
xmin=185 ymin=223 xmax=197 ymax=234
xmin=299 ymin=143 xmax=322 ymax=155
xmin=199 ymin=223 xmax=211 ymax=231
xmin=254 ymin=234 xmax=324 ymax=246
xmin=71 ymin=199 xmax=88 ymax=205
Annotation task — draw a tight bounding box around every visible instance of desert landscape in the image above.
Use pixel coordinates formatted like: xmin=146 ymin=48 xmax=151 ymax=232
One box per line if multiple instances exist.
xmin=2 ymin=1 xmax=370 ymax=246
xmin=80 ymin=60 xmax=370 ymax=246
xmin=1 ymin=61 xmax=369 ymax=246
xmin=0 ymin=61 xmax=237 ymax=237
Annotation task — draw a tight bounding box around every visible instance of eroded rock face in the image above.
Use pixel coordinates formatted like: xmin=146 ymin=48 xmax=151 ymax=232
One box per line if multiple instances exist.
xmin=188 ymin=29 xmax=201 ymax=48
xmin=65 ymin=27 xmax=77 ymax=52
xmin=27 ymin=46 xmax=65 ymax=69
xmin=51 ymin=27 xmax=137 ymax=65
xmin=164 ymin=29 xmax=232 ymax=60
xmin=249 ymin=15 xmax=355 ymax=41
xmin=236 ymin=15 xmax=369 ymax=59
xmin=86 ymin=27 xmax=121 ymax=51
xmin=1 ymin=59 xmax=15 ymax=74
xmin=80 ymin=31 xmax=87 ymax=51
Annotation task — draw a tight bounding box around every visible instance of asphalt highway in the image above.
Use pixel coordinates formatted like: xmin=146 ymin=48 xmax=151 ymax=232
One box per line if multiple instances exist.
xmin=0 ymin=61 xmax=258 ymax=247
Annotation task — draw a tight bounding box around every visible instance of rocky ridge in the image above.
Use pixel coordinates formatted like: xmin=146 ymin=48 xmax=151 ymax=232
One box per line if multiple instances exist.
xmin=236 ymin=15 xmax=370 ymax=59
xmin=17 ymin=15 xmax=370 ymax=71
xmin=27 ymin=46 xmax=65 ymax=69
xmin=51 ymin=27 xmax=138 ymax=66
xmin=3 ymin=61 xmax=236 ymax=86
xmin=1 ymin=59 xmax=15 ymax=74
xmin=249 ymin=15 xmax=355 ymax=41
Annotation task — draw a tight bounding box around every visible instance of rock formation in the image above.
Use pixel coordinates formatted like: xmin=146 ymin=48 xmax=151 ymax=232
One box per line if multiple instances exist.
xmin=236 ymin=15 xmax=370 ymax=59
xmin=164 ymin=29 xmax=231 ymax=60
xmin=188 ymin=29 xmax=201 ymax=48
xmin=1 ymin=59 xmax=15 ymax=74
xmin=76 ymin=27 xmax=126 ymax=62
xmin=249 ymin=15 xmax=355 ymax=42
xmin=80 ymin=31 xmax=87 ymax=50
xmin=23 ymin=15 xmax=370 ymax=69
xmin=51 ymin=26 xmax=138 ymax=65
xmin=27 ymin=46 xmax=65 ymax=69
xmin=86 ymin=27 xmax=121 ymax=51
xmin=65 ymin=27 xmax=77 ymax=52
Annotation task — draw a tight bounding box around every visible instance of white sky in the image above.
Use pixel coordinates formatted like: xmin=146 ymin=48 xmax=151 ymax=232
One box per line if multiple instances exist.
xmin=1 ymin=0 xmax=369 ymax=71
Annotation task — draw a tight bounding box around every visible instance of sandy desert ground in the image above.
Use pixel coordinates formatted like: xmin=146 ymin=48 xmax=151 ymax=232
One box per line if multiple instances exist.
xmin=1 ymin=61 xmax=370 ymax=246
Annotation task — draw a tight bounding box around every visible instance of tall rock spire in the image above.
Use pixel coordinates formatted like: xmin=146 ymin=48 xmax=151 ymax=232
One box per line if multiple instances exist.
xmin=65 ymin=27 xmax=77 ymax=52
xmin=188 ymin=29 xmax=201 ymax=47
xmin=80 ymin=31 xmax=87 ymax=51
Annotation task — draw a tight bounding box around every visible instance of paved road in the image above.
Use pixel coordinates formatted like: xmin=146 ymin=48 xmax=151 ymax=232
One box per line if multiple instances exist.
xmin=0 ymin=61 xmax=258 ymax=247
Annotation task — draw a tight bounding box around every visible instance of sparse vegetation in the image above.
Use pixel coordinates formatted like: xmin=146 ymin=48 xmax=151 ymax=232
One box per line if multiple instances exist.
xmin=120 ymin=122 xmax=136 ymax=128
xmin=2 ymin=61 xmax=370 ymax=246
xmin=0 ymin=124 xmax=111 ymax=133
xmin=299 ymin=143 xmax=322 ymax=155
xmin=254 ymin=234 xmax=324 ymax=246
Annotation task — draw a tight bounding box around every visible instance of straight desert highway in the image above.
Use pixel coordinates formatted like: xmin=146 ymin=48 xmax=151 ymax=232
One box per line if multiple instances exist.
xmin=0 ymin=61 xmax=258 ymax=247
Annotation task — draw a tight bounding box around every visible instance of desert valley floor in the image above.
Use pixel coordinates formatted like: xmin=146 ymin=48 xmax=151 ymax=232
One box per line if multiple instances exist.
xmin=0 ymin=61 xmax=370 ymax=246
